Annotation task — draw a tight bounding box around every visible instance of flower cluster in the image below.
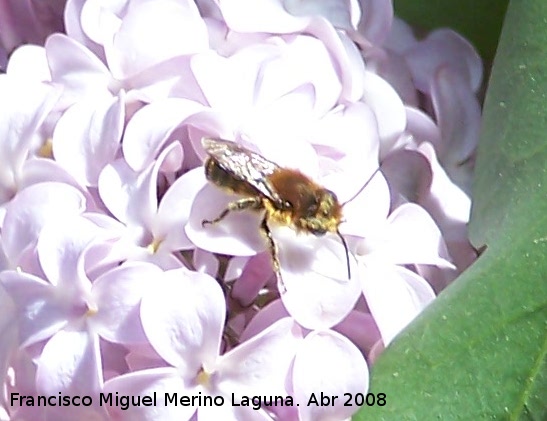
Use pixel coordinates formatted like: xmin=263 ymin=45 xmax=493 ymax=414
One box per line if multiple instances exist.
xmin=0 ymin=0 xmax=482 ymax=420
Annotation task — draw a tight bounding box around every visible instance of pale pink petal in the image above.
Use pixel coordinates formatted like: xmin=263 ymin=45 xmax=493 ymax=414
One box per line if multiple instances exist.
xmin=306 ymin=23 xmax=365 ymax=102
xmin=190 ymin=47 xmax=268 ymax=114
xmin=36 ymin=329 xmax=103 ymax=398
xmin=365 ymin=48 xmax=419 ymax=106
xmin=362 ymin=70 xmax=406 ymax=156
xmin=140 ymin=269 xmax=225 ymax=373
xmin=36 ymin=215 xmax=101 ymax=288
xmin=111 ymin=140 xmax=180 ymax=229
xmin=380 ymin=148 xmax=432 ymax=207
xmin=357 ymin=0 xmax=393 ymax=45
xmin=216 ymin=318 xmax=302 ymax=397
xmin=45 ymin=34 xmax=113 ymax=104
xmin=98 ymin=158 xmax=156 ymax=227
xmin=383 ymin=17 xmax=417 ymax=54
xmin=53 ymin=93 xmax=124 ymax=187
xmin=0 ymin=76 xmax=61 ymax=201
xmin=193 ymin=248 xmax=219 ymax=278
xmin=79 ymin=0 xmax=125 ymax=46
xmin=277 ymin=228 xmax=361 ymax=329
xmin=239 ymin=299 xmax=290 ymax=342
xmin=360 ymin=203 xmax=453 ymax=268
xmin=198 ymin=404 xmax=273 ymax=421
xmin=219 ymin=0 xmax=308 ymax=33
xmin=106 ymin=0 xmax=208 ymax=79
xmin=185 ymin=185 xmax=266 ymax=257
xmin=65 ymin=0 xmax=109 ymax=58
xmin=231 ymin=252 xmax=273 ymax=307
xmin=406 ymin=106 xmax=441 ymax=145
xmin=19 ymin=158 xmax=97 ymax=208
xmin=294 ymin=330 xmax=369 ymax=421
xmin=284 ymin=0 xmax=358 ymax=30
xmin=309 ymin=103 xmax=379 ymax=195
xmin=2 ymin=182 xmax=86 ymax=266
xmin=256 ymin=35 xmax=342 ymax=115
xmin=417 ymin=142 xmax=472 ymax=241
xmin=0 ymin=271 xmax=73 ymax=347
xmin=122 ymin=54 xmax=204 ymax=103
xmin=125 ymin=343 xmax=167 ymax=372
xmin=404 ymin=28 xmax=483 ymax=94
xmin=431 ymin=65 xmax=480 ymax=190
xmin=103 ymin=368 xmax=194 ymax=421
xmin=123 ymin=98 xmax=205 ymax=171
xmin=340 ymin=170 xmax=391 ymax=238
xmin=91 ymin=262 xmax=163 ymax=344
xmin=333 ymin=310 xmax=382 ymax=354
xmin=245 ymin=120 xmax=320 ymax=177
xmin=6 ymin=44 xmax=50 ymax=81
xmin=360 ymin=263 xmax=435 ymax=345
xmin=154 ymin=167 xmax=206 ymax=252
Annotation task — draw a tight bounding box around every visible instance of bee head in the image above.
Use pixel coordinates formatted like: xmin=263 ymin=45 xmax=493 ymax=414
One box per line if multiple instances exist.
xmin=300 ymin=188 xmax=351 ymax=279
xmin=301 ymin=189 xmax=342 ymax=235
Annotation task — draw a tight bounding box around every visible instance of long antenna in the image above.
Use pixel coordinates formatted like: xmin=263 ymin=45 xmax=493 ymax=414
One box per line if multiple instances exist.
xmin=337 ymin=229 xmax=351 ymax=279
xmin=341 ymin=166 xmax=382 ymax=207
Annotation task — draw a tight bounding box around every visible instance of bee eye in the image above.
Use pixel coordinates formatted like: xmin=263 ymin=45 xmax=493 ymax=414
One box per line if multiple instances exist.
xmin=283 ymin=200 xmax=292 ymax=210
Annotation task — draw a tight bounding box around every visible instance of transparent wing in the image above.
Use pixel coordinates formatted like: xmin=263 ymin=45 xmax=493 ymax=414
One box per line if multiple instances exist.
xmin=202 ymin=138 xmax=284 ymax=205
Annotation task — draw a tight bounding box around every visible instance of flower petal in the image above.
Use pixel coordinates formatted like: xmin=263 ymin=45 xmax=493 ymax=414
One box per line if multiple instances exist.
xmin=36 ymin=328 xmax=103 ymax=399
xmin=357 ymin=0 xmax=394 ymax=45
xmin=37 ymin=215 xmax=101 ymax=288
xmin=293 ymin=329 xmax=369 ymax=421
xmin=360 ymin=263 xmax=435 ymax=345
xmin=216 ymin=318 xmax=302 ymax=397
xmin=6 ymin=44 xmax=50 ymax=81
xmin=404 ymin=28 xmax=483 ymax=94
xmin=123 ymin=98 xmax=205 ymax=171
xmin=362 ymin=70 xmax=406 ymax=156
xmin=0 ymin=270 xmax=80 ymax=348
xmin=219 ymin=0 xmax=308 ymax=33
xmin=2 ymin=182 xmax=86 ymax=267
xmin=106 ymin=0 xmax=208 ymax=78
xmin=140 ymin=268 xmax=225 ymax=373
xmin=185 ymin=184 xmax=266 ymax=256
xmin=360 ymin=202 xmax=454 ymax=268
xmin=46 ymin=33 xmax=113 ymax=104
xmin=240 ymin=299 xmax=290 ymax=342
xmin=91 ymin=262 xmax=163 ymax=344
xmin=53 ymin=93 xmax=124 ymax=187
xmin=277 ymin=228 xmax=361 ymax=329
xmin=154 ymin=167 xmax=205 ymax=252
xmin=103 ymin=368 xmax=194 ymax=421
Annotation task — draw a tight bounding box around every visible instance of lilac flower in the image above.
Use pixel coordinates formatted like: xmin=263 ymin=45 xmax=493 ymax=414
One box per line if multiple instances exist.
xmin=1 ymin=210 xmax=163 ymax=418
xmin=104 ymin=270 xmax=302 ymax=420
xmin=96 ymin=143 xmax=199 ymax=269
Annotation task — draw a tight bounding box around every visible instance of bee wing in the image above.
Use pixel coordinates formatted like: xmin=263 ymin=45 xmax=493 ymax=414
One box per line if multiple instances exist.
xmin=202 ymin=138 xmax=284 ymax=205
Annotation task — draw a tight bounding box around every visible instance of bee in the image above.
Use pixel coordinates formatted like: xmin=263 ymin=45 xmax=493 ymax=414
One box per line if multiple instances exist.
xmin=201 ymin=137 xmax=378 ymax=286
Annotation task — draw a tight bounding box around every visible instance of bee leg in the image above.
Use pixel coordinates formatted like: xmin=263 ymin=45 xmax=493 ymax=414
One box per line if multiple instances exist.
xmin=202 ymin=197 xmax=262 ymax=227
xmin=260 ymin=216 xmax=286 ymax=294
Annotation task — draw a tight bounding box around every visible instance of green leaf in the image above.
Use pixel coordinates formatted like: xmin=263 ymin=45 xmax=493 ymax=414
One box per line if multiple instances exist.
xmin=355 ymin=1 xmax=547 ymax=420
xmin=393 ymin=0 xmax=508 ymax=62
